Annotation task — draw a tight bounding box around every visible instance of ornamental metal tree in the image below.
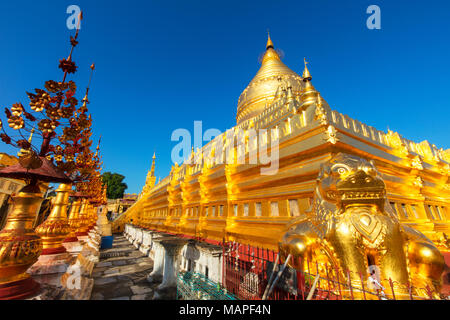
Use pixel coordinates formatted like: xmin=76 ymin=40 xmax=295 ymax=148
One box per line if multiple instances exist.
xmin=33 ymin=66 xmax=100 ymax=258
xmin=0 ymin=12 xmax=98 ymax=299
xmin=70 ymin=139 xmax=103 ymax=237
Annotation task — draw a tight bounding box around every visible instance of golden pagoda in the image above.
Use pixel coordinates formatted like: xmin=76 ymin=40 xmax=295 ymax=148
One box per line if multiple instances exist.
xmin=236 ymin=34 xmax=303 ymax=124
xmin=141 ymin=153 xmax=156 ymax=196
xmin=113 ymin=35 xmax=450 ymax=287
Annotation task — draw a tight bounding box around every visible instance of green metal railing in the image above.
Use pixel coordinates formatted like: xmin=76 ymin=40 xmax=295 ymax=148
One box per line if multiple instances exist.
xmin=177 ymin=271 xmax=237 ymax=300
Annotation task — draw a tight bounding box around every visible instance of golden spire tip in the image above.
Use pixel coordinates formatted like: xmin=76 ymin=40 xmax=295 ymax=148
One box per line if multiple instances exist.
xmin=17 ymin=128 xmax=35 ymax=157
xmin=29 ymin=128 xmax=35 ymax=142
xmin=302 ymin=57 xmax=312 ymax=80
xmin=266 ymin=31 xmax=274 ymax=50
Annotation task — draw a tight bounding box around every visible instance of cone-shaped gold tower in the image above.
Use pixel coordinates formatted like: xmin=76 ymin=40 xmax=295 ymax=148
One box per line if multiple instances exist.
xmin=299 ymin=58 xmax=319 ymax=109
xmin=65 ymin=198 xmax=82 ymax=242
xmin=236 ymin=34 xmax=303 ymax=124
xmin=142 ymin=153 xmax=157 ymax=195
xmin=35 ymin=183 xmax=72 ymax=254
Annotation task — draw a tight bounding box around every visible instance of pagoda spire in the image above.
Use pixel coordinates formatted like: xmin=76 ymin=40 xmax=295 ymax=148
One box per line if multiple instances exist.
xmin=236 ymin=32 xmax=301 ymax=124
xmin=302 ymin=58 xmax=312 ymax=80
xmin=150 ymin=152 xmax=156 ymax=176
xmin=266 ymin=30 xmax=274 ymax=50
xmin=142 ymin=152 xmax=156 ymax=194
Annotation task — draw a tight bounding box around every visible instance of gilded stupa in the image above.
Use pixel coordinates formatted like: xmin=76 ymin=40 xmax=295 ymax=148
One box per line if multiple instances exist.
xmin=141 ymin=153 xmax=156 ymax=196
xmin=114 ymin=34 xmax=450 ymax=255
xmin=236 ymin=35 xmax=303 ymax=124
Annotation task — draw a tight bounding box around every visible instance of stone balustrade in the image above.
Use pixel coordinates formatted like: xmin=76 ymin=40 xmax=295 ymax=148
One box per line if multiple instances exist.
xmin=139 ymin=230 xmax=153 ymax=255
xmin=123 ymin=224 xmax=224 ymax=300
xmin=133 ymin=228 xmax=143 ymax=249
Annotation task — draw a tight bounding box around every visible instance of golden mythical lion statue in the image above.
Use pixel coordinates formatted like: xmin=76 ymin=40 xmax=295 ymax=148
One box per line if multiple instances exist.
xmin=279 ymin=153 xmax=445 ymax=299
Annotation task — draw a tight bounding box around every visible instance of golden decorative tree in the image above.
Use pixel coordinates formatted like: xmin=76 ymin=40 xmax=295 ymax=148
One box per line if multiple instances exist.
xmin=0 ymin=11 xmax=98 ymax=299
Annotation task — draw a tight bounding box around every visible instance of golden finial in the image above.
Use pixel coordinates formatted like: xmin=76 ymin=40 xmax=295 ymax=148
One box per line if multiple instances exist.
xmin=81 ymin=94 xmax=88 ymax=108
xmin=299 ymin=58 xmax=318 ymax=108
xmin=28 ymin=128 xmax=35 ymax=143
xmin=18 ymin=128 xmax=35 ymax=157
xmin=94 ymin=136 xmax=101 ymax=156
xmin=266 ymin=30 xmax=274 ymax=50
xmin=149 ymin=152 xmax=156 ymax=177
xmin=302 ymin=58 xmax=312 ymax=80
xmin=82 ymin=63 xmax=96 ymax=107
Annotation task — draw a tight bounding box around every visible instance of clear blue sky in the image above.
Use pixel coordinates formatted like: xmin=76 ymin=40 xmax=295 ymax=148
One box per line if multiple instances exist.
xmin=0 ymin=0 xmax=449 ymax=194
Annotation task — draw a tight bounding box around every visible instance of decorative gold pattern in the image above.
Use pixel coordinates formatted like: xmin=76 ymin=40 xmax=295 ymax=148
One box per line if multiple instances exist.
xmin=411 ymin=156 xmax=424 ymax=170
xmin=0 ymin=184 xmax=43 ymax=283
xmin=324 ymin=125 xmax=338 ymax=145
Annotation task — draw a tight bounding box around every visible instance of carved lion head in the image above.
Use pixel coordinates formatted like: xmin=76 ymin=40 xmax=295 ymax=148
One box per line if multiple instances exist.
xmin=317 ymin=153 xmax=386 ymax=210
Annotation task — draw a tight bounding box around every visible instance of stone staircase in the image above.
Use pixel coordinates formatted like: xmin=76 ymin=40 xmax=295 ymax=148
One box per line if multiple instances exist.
xmin=90 ymin=235 xmax=158 ymax=300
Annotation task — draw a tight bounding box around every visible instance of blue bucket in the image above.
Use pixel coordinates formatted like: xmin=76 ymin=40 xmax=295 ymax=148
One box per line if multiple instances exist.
xmin=100 ymin=235 xmax=114 ymax=249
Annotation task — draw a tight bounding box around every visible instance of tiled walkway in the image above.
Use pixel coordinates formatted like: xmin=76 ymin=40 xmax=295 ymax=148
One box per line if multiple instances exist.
xmin=90 ymin=235 xmax=158 ymax=300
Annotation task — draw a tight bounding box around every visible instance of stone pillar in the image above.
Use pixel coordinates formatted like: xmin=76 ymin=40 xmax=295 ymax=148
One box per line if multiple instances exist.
xmin=153 ymin=239 xmax=188 ymax=300
xmin=148 ymin=232 xmax=169 ymax=258
xmin=139 ymin=230 xmax=153 ymax=255
xmin=146 ymin=237 xmax=169 ymax=284
xmin=124 ymin=224 xmax=130 ymax=239
xmin=133 ymin=228 xmax=143 ymax=249
xmin=85 ymin=222 xmax=101 ymax=260
xmin=128 ymin=225 xmax=136 ymax=243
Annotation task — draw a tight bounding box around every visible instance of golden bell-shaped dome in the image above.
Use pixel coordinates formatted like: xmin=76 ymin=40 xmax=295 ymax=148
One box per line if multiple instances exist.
xmin=236 ymin=35 xmax=303 ymax=124
xmin=299 ymin=59 xmax=319 ymax=109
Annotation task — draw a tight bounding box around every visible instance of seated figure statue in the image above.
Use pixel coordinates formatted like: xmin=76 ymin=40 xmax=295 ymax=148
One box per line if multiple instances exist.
xmin=279 ymin=153 xmax=445 ymax=299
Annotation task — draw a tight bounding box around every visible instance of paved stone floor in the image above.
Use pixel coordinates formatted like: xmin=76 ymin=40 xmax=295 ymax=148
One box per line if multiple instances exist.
xmin=90 ymin=235 xmax=158 ymax=300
